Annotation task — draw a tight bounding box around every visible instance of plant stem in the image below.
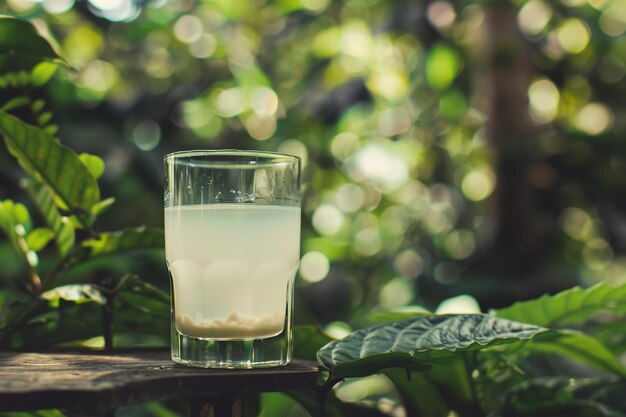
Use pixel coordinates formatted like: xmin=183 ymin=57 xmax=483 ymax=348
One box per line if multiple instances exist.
xmin=102 ymin=293 xmax=114 ymax=352
xmin=462 ymin=351 xmax=483 ymax=417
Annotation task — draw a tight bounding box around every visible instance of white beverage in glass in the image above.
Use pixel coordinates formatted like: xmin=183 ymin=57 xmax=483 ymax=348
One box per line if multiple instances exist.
xmin=164 ymin=149 xmax=300 ymax=368
xmin=165 ymin=204 xmax=300 ymax=340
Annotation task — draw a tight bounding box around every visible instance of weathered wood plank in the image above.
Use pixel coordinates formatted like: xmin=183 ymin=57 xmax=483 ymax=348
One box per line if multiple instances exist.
xmin=0 ymin=350 xmax=318 ymax=413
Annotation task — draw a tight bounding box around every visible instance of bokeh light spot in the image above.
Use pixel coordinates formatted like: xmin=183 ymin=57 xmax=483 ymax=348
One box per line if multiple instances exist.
xmin=347 ymin=144 xmax=409 ymax=191
xmin=301 ymin=0 xmax=329 ymax=13
xmin=366 ymin=70 xmax=409 ymax=101
xmin=215 ymin=88 xmax=247 ymax=117
xmin=528 ymin=78 xmax=560 ymax=123
xmin=132 ymin=120 xmax=161 ymax=151
xmin=518 ymin=0 xmax=552 ymax=36
xmin=335 ymin=183 xmax=365 ymax=213
xmin=299 ymin=251 xmax=330 ymax=283
xmin=174 ymin=15 xmax=203 ymax=44
xmin=427 ymin=1 xmax=456 ymax=30
xmin=278 ymin=140 xmax=308 ymax=168
xmin=189 ymin=34 xmax=217 ymax=58
xmin=583 ymin=238 xmax=613 ymax=271
xmin=436 ymin=295 xmax=480 ymax=314
xmin=425 ymin=44 xmax=461 ymax=91
xmin=312 ymin=204 xmax=344 ymax=236
xmin=379 ymin=277 xmax=414 ymax=308
xmin=245 ymin=114 xmax=276 ymax=140
xmin=393 ymin=249 xmax=423 ymax=278
xmin=444 ymin=230 xmax=475 ymax=260
xmin=575 ymin=102 xmax=613 ymax=135
xmin=354 ymin=227 xmax=382 ymax=257
xmin=377 ymin=107 xmax=412 ymax=137
xmin=330 ymin=132 xmax=359 ymax=161
xmin=249 ymin=87 xmax=279 ymax=116
xmin=461 ymin=169 xmax=495 ymax=201
xmin=561 ymin=207 xmax=594 ymax=240
xmin=324 ymin=321 xmax=352 ymax=339
xmin=600 ymin=7 xmax=626 ymax=36
xmin=43 ymin=0 xmax=75 ymax=14
xmin=556 ymin=18 xmax=590 ymax=54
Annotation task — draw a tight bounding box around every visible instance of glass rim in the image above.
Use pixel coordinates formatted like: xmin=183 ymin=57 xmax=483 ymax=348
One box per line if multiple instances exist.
xmin=163 ymin=149 xmax=301 ymax=167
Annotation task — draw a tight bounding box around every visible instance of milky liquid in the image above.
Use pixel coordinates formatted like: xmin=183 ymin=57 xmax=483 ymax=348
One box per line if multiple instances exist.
xmin=164 ymin=204 xmax=300 ymax=340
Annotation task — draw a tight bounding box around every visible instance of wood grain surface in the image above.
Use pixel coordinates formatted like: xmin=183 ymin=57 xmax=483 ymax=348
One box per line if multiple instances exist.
xmin=0 ymin=350 xmax=318 ymax=413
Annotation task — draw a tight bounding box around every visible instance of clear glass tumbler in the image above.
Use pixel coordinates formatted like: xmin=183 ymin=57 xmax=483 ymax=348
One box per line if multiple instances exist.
xmin=163 ymin=150 xmax=301 ymax=368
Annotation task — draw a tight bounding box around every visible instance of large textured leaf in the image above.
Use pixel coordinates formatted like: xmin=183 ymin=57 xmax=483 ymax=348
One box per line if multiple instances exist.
xmin=82 ymin=227 xmax=164 ymax=257
xmin=24 ymin=180 xmax=75 ymax=257
xmin=0 ymin=17 xmax=60 ymax=60
xmin=316 ymin=314 xmax=548 ymax=380
xmin=530 ymin=330 xmax=626 ymax=377
xmin=0 ymin=112 xmax=100 ymax=227
xmin=493 ymin=282 xmax=626 ymax=327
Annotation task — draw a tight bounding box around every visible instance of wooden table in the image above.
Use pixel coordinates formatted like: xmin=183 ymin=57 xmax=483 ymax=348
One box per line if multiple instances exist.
xmin=0 ymin=350 xmax=319 ymax=417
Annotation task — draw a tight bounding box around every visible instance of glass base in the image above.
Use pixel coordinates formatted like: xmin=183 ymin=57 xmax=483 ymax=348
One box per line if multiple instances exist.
xmin=171 ymin=327 xmax=292 ymax=369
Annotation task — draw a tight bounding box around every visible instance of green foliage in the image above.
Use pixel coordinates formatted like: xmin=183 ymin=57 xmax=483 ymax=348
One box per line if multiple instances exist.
xmin=493 ymin=282 xmax=626 ymax=327
xmin=0 ymin=17 xmax=60 ymax=61
xmin=0 ymin=16 xmax=166 ymax=352
xmin=317 ymin=314 xmax=547 ymax=380
xmin=82 ymin=227 xmax=164 ymax=258
xmin=0 ymin=4 xmax=624 ymax=416
xmin=0 ymin=111 xmax=100 ymax=229
xmin=530 ymin=331 xmax=626 ymax=377
xmin=23 ymin=181 xmax=74 ymax=257
xmin=306 ymin=284 xmax=626 ymax=417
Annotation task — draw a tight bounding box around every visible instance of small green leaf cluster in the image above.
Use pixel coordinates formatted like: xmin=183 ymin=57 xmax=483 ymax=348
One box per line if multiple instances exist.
xmin=0 ymin=17 xmax=166 ymax=350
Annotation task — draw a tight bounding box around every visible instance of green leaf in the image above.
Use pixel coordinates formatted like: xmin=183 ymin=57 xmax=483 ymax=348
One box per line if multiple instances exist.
xmin=41 ymin=284 xmax=107 ymax=306
xmin=90 ymin=197 xmax=115 ymax=219
xmin=1 ymin=96 xmax=29 ymax=112
xmin=530 ymin=330 xmax=626 ymax=377
xmin=0 ymin=199 xmax=31 ymax=234
xmin=82 ymin=227 xmax=164 ymax=257
xmin=31 ymin=61 xmax=59 ymax=86
xmin=0 ymin=199 xmax=32 ymax=253
xmin=13 ymin=300 xmax=102 ymax=348
xmin=0 ymin=17 xmax=61 ymax=61
xmin=25 ymin=227 xmax=54 ymax=252
xmin=316 ymin=314 xmax=548 ymax=380
xmin=79 ymin=153 xmax=105 ymax=179
xmin=0 ymin=111 xmax=100 ymax=229
xmin=493 ymin=282 xmax=626 ymax=327
xmin=113 ymin=275 xmax=170 ymax=340
xmin=23 ymin=180 xmax=75 ymax=257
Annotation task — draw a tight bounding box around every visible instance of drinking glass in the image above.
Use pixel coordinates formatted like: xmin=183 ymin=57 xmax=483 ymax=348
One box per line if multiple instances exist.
xmin=163 ymin=150 xmax=301 ymax=368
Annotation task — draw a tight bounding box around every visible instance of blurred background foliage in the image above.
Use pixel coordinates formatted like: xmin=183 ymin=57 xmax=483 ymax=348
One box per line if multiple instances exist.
xmin=1 ymin=0 xmax=626 ymax=339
